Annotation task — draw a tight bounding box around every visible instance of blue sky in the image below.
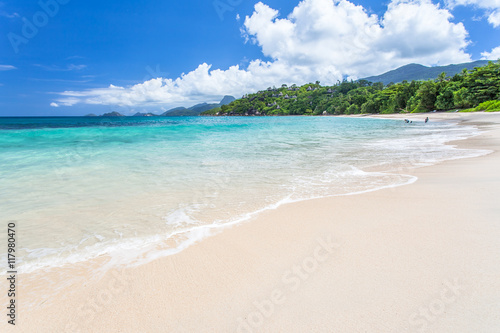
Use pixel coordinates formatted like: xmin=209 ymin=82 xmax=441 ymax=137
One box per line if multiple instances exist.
xmin=0 ymin=0 xmax=499 ymax=116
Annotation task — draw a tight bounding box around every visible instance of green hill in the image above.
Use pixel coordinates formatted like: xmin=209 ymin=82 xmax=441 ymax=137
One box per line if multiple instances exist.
xmin=162 ymin=95 xmax=236 ymax=116
xmin=101 ymin=111 xmax=125 ymax=117
xmin=162 ymin=106 xmax=213 ymax=117
xmin=362 ymin=60 xmax=491 ymax=85
xmin=132 ymin=112 xmax=157 ymax=117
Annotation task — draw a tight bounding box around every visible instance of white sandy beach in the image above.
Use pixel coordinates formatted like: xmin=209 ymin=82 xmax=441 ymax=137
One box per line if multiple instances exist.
xmin=3 ymin=112 xmax=500 ymax=332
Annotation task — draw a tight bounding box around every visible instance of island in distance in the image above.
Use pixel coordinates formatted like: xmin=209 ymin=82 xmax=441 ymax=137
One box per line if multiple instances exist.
xmin=86 ymin=96 xmax=236 ymax=117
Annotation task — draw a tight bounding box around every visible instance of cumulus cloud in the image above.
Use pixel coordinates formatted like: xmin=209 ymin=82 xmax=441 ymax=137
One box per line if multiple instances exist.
xmin=53 ymin=0 xmax=471 ymax=108
xmin=446 ymin=0 xmax=500 ymax=27
xmin=481 ymin=45 xmax=500 ymax=59
xmin=244 ymin=0 xmax=469 ymax=77
xmin=53 ymin=62 xmax=298 ymax=107
xmin=50 ymin=102 xmax=59 ymax=107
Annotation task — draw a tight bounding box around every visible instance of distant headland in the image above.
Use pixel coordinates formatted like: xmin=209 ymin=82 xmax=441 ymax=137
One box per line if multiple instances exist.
xmin=86 ymin=96 xmax=236 ymax=117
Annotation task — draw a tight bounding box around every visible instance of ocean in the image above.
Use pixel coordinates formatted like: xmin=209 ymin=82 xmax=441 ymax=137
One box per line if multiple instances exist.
xmin=0 ymin=116 xmax=487 ymax=276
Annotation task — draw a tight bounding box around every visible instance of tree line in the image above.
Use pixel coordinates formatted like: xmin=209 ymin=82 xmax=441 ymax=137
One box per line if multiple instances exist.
xmin=201 ymin=61 xmax=500 ymax=116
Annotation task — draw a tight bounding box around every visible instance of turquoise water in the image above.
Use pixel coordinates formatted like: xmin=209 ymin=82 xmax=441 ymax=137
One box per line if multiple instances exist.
xmin=0 ymin=116 xmax=486 ymax=273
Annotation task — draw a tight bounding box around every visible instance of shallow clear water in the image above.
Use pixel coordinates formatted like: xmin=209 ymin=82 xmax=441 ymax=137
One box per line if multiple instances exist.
xmin=0 ymin=116 xmax=487 ymax=273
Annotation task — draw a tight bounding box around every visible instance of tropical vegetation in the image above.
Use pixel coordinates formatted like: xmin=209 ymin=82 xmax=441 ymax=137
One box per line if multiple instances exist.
xmin=201 ymin=61 xmax=500 ymax=116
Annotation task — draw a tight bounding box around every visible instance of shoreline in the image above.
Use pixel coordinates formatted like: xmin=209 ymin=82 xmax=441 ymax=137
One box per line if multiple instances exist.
xmin=3 ymin=112 xmax=500 ymax=332
xmin=7 ymin=114 xmax=483 ymax=277
xmin=4 ymin=114 xmax=479 ymax=277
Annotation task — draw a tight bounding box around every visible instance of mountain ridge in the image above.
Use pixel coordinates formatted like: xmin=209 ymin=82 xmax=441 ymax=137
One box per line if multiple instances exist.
xmin=89 ymin=95 xmax=236 ymax=117
xmin=362 ymin=60 xmax=491 ymax=85
xmin=161 ymin=95 xmax=236 ymax=116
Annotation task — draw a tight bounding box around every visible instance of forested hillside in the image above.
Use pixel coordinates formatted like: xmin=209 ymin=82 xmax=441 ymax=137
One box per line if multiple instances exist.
xmin=201 ymin=61 xmax=500 ymax=116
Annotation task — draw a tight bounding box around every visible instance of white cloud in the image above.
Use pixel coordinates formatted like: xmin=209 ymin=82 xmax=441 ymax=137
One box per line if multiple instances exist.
xmin=53 ymin=0 xmax=471 ymax=108
xmin=244 ymin=0 xmax=469 ymax=77
xmin=0 ymin=65 xmax=16 ymax=71
xmin=488 ymin=9 xmax=500 ymax=26
xmin=67 ymin=64 xmax=87 ymax=71
xmin=35 ymin=64 xmax=87 ymax=71
xmin=481 ymin=45 xmax=500 ymax=59
xmin=0 ymin=11 xmax=19 ymax=19
xmin=50 ymin=102 xmax=60 ymax=107
xmin=0 ymin=1 xmax=20 ymax=18
xmin=446 ymin=0 xmax=500 ymax=27
xmin=53 ymin=63 xmax=287 ymax=107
